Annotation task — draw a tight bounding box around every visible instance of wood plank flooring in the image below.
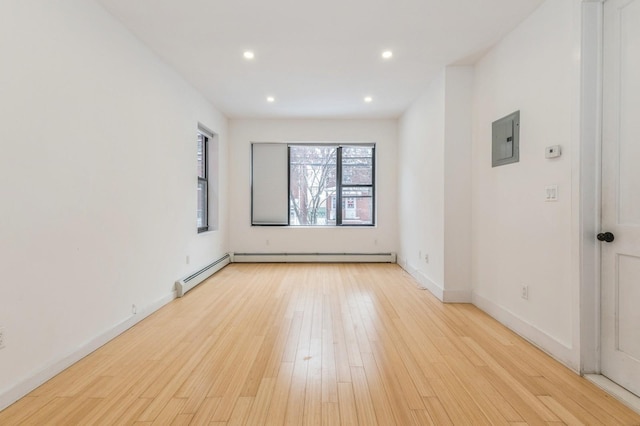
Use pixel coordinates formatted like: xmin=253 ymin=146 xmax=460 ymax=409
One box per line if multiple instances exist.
xmin=1 ymin=263 xmax=639 ymax=425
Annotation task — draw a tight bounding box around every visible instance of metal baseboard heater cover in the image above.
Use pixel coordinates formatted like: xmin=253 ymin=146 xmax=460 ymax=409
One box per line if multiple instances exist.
xmin=230 ymin=252 xmax=396 ymax=263
xmin=175 ymin=254 xmax=230 ymax=297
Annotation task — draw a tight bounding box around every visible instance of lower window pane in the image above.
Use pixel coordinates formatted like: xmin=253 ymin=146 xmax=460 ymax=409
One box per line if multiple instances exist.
xmin=341 ymin=187 xmax=373 ymax=225
xmin=197 ymin=180 xmax=208 ymax=229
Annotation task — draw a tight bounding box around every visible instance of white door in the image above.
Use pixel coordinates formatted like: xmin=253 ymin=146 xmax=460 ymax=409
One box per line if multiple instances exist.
xmin=601 ymin=0 xmax=640 ymax=397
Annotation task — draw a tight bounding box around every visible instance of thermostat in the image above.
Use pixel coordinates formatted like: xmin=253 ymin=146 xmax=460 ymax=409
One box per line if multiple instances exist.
xmin=545 ymin=145 xmax=561 ymax=159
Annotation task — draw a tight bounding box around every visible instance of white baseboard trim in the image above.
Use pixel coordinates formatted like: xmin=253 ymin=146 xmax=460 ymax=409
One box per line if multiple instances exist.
xmin=442 ymin=290 xmax=472 ymax=303
xmin=0 ymin=290 xmax=176 ymax=412
xmin=231 ymin=252 xmax=396 ymax=263
xmin=585 ymin=374 xmax=640 ymax=414
xmin=397 ymin=258 xmax=444 ymax=301
xmin=397 ymin=257 xmax=471 ymax=303
xmin=472 ymin=292 xmax=578 ymax=372
xmin=416 ymin=271 xmax=444 ymax=300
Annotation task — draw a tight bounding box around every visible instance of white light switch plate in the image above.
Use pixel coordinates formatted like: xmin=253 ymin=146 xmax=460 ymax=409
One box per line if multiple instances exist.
xmin=545 ymin=185 xmax=558 ymax=201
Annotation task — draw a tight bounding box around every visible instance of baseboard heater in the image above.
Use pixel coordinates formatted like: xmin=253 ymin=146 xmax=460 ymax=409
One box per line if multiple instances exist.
xmin=175 ymin=254 xmax=230 ymax=297
xmin=230 ymin=252 xmax=396 ymax=263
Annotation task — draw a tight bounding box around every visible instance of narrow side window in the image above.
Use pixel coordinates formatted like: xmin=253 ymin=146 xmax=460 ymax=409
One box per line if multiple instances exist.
xmin=197 ymin=129 xmax=209 ymax=232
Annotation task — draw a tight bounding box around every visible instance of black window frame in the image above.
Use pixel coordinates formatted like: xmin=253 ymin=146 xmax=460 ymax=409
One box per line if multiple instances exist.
xmin=197 ymin=130 xmax=209 ymax=233
xmin=288 ymin=143 xmax=375 ymax=227
xmin=335 ymin=144 xmax=375 ymax=226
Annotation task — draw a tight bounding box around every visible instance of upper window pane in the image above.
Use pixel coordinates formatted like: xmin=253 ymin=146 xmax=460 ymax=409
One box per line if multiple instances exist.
xmin=342 ymin=146 xmax=373 ymax=185
xmin=289 ymin=145 xmax=337 ymax=226
xmin=197 ymin=133 xmax=206 ymax=179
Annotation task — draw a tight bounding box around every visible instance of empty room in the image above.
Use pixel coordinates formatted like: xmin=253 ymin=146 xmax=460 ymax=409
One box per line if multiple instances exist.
xmin=1 ymin=0 xmax=640 ymax=424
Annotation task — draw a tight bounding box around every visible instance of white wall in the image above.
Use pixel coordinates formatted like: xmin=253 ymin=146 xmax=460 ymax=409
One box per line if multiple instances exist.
xmin=397 ymin=0 xmax=583 ymax=370
xmin=470 ymin=0 xmax=581 ymax=369
xmin=228 ymin=119 xmax=398 ymax=254
xmin=444 ymin=67 xmax=473 ymax=298
xmin=398 ymin=72 xmax=446 ymax=290
xmin=0 ymin=0 xmax=229 ymax=408
xmin=397 ymin=67 xmax=473 ymax=301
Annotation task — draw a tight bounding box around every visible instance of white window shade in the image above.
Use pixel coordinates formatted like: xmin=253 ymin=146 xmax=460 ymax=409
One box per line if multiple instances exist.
xmin=251 ymin=143 xmax=289 ymax=225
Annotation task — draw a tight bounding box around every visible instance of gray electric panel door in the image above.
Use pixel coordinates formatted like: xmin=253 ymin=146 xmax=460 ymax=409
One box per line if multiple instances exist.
xmin=492 ymin=111 xmax=520 ymax=167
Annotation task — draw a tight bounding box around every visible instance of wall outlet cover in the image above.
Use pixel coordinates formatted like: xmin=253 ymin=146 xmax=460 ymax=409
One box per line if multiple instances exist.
xmin=545 ymin=185 xmax=558 ymax=202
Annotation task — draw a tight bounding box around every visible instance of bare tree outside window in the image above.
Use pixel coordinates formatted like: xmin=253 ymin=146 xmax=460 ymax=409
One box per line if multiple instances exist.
xmin=289 ymin=146 xmax=337 ymax=225
xmin=288 ymin=144 xmax=374 ymax=226
xmin=251 ymin=143 xmax=374 ymax=227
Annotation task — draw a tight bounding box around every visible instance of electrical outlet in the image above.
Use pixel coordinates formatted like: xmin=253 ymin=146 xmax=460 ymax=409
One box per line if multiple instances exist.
xmin=424 ymin=254 xmax=429 ymax=263
xmin=0 ymin=327 xmax=5 ymax=349
xmin=545 ymin=185 xmax=558 ymax=202
xmin=132 ymin=304 xmax=137 ymax=315
xmin=521 ymin=285 xmax=529 ymax=300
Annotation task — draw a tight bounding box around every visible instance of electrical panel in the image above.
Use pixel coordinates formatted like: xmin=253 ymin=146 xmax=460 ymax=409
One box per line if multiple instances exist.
xmin=492 ymin=111 xmax=520 ymax=167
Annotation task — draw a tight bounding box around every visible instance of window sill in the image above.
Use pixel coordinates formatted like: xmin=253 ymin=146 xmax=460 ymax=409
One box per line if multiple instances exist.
xmin=198 ymin=229 xmax=218 ymax=235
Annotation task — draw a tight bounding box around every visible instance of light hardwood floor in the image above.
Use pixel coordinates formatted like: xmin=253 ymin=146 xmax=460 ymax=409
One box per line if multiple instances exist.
xmin=1 ymin=263 xmax=639 ymax=425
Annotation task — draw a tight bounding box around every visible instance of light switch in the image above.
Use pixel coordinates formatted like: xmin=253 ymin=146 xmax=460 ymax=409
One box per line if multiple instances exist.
xmin=545 ymin=185 xmax=558 ymax=201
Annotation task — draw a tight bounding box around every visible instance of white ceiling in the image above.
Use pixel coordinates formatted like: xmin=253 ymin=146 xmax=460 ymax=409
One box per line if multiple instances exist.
xmin=97 ymin=0 xmax=544 ymax=119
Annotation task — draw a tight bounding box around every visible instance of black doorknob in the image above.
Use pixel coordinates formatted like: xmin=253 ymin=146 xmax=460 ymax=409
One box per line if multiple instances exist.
xmin=597 ymin=232 xmax=615 ymax=243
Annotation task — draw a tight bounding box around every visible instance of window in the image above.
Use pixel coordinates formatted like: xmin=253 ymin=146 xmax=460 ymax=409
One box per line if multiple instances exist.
xmin=197 ymin=129 xmax=209 ymax=232
xmin=338 ymin=145 xmax=374 ymax=225
xmin=289 ymin=145 xmax=337 ymax=226
xmin=252 ymin=144 xmax=375 ymax=226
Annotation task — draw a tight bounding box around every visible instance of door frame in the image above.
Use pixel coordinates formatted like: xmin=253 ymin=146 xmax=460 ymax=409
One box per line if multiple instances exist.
xmin=579 ymin=0 xmax=604 ymax=375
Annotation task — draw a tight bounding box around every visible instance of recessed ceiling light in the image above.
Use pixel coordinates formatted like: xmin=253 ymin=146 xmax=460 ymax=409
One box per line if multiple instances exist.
xmin=243 ymin=51 xmax=255 ymax=60
xmin=364 ymin=96 xmax=373 ymax=103
xmin=266 ymin=96 xmax=275 ymax=103
xmin=382 ymin=50 xmax=393 ymax=59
